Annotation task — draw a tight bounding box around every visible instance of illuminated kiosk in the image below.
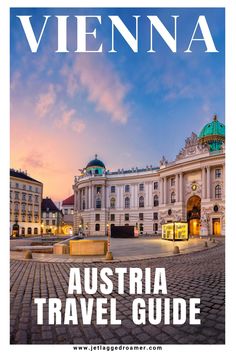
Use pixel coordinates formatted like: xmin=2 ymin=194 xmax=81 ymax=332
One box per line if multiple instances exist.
xmin=162 ymin=222 xmax=188 ymax=241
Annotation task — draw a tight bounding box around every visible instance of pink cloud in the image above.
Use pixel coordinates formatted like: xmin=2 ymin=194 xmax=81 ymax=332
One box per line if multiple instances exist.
xmin=61 ymin=56 xmax=130 ymax=124
xmin=35 ymin=84 xmax=56 ymax=118
xmin=71 ymin=120 xmax=86 ymax=134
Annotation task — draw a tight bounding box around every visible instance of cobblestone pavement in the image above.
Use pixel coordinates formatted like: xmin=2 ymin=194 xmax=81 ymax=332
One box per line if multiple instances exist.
xmin=10 ymin=243 xmax=225 ymax=345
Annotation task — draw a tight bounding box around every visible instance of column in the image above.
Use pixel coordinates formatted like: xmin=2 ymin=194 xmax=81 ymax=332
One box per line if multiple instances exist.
xmin=222 ymin=164 xmax=225 ymax=199
xmin=175 ymin=174 xmax=179 ymax=202
xmin=164 ymin=177 xmax=167 ymax=204
xmin=207 ymin=166 xmax=211 ymax=199
xmin=202 ymin=167 xmax=206 ymax=199
xmin=160 ymin=178 xmax=163 ymax=205
xmin=179 ymin=173 xmax=183 ymax=202
xmin=88 ymin=187 xmax=91 ymax=209
xmin=91 ymin=185 xmax=94 ymax=209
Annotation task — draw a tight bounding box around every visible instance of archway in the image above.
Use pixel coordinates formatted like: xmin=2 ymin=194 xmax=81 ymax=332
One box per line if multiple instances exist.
xmin=187 ymin=195 xmax=201 ymax=236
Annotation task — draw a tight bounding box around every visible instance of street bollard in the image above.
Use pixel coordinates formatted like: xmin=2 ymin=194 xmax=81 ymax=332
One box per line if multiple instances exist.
xmin=24 ymin=250 xmax=33 ymax=259
xmin=173 ymin=246 xmax=180 ymax=254
xmin=204 ymin=241 xmax=208 ymax=247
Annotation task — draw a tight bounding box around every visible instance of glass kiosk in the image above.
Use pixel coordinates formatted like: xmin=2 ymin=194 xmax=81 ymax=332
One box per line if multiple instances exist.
xmin=162 ymin=222 xmax=188 ymax=241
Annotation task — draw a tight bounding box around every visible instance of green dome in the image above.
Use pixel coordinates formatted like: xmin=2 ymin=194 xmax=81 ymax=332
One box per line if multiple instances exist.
xmin=86 ymin=154 xmax=105 ymax=176
xmin=198 ymin=115 xmax=225 ymax=151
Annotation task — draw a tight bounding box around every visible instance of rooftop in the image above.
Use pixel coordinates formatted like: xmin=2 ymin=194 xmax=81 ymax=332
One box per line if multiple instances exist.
xmin=10 ymin=168 xmax=42 ymax=184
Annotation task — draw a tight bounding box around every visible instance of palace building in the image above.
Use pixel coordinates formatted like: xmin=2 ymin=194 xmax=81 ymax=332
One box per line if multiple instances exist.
xmin=73 ymin=115 xmax=225 ymax=237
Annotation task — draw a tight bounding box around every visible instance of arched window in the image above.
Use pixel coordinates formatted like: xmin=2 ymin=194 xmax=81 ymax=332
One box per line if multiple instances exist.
xmin=34 ymin=227 xmax=38 ymax=235
xmin=125 ymin=197 xmax=130 ymax=209
xmin=153 ymin=195 xmax=159 ymax=207
xmin=215 ymin=185 xmax=222 ymax=199
xmin=171 ymin=192 xmax=176 ymax=203
xmin=27 ymin=227 xmax=32 ymax=235
xmin=110 ymin=197 xmax=116 ymax=209
xmin=139 ymin=196 xmax=144 ymax=208
xmin=96 ymin=197 xmax=101 ymax=209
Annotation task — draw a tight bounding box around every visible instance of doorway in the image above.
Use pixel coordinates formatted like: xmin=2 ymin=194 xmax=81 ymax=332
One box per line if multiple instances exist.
xmin=212 ymin=218 xmax=221 ymax=235
xmin=187 ymin=195 xmax=201 ymax=236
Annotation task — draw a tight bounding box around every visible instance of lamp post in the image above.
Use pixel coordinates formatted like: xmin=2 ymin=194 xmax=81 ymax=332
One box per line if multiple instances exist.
xmin=105 ymin=222 xmax=113 ymax=260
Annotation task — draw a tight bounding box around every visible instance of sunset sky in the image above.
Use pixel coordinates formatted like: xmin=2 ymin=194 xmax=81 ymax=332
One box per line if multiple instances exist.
xmin=10 ymin=7 xmax=225 ymax=202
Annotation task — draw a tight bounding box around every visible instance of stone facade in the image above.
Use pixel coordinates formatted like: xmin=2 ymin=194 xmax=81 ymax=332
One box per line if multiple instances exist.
xmin=73 ymin=120 xmax=225 ymax=237
xmin=10 ymin=169 xmax=43 ymax=236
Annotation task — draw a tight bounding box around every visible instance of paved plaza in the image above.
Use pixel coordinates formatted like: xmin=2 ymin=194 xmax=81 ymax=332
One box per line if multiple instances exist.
xmin=10 ymin=241 xmax=225 ymax=345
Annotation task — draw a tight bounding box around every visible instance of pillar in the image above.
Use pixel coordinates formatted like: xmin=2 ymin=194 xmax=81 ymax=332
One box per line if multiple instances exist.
xmin=179 ymin=173 xmax=183 ymax=202
xmin=207 ymin=166 xmax=211 ymax=199
xmin=164 ymin=177 xmax=167 ymax=204
xmin=202 ymin=167 xmax=206 ymax=199
xmin=175 ymin=174 xmax=179 ymax=202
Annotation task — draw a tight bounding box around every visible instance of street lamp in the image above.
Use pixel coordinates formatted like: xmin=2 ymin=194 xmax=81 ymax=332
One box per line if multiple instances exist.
xmin=105 ymin=222 xmax=113 ymax=260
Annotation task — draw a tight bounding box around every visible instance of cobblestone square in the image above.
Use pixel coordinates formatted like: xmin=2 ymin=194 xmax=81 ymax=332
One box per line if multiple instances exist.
xmin=10 ymin=243 xmax=225 ymax=344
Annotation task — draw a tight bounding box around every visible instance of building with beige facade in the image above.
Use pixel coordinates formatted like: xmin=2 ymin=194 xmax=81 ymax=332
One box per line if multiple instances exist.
xmin=73 ymin=115 xmax=225 ymax=237
xmin=10 ymin=169 xmax=43 ymax=236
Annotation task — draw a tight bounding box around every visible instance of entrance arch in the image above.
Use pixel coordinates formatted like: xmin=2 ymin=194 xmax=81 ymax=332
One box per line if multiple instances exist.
xmin=187 ymin=195 xmax=201 ymax=236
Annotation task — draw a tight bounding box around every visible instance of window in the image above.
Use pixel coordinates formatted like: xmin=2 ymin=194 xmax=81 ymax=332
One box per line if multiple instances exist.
xmin=82 ymin=200 xmax=86 ymax=210
xmin=27 ymin=227 xmax=32 ymax=235
xmin=125 ymin=213 xmax=129 ymax=221
xmin=34 ymin=228 xmax=38 ymax=235
xmin=96 ymin=197 xmax=101 ymax=209
xmin=139 ymin=223 xmax=144 ymax=233
xmin=52 ymin=220 xmax=56 ymax=226
xmin=29 ymin=186 xmax=32 ymax=191
xmin=95 ymin=224 xmax=100 ymax=231
xmin=153 ymin=212 xmax=158 ymax=220
xmin=16 ymin=183 xmax=19 ymax=188
xmin=215 ymin=185 xmax=222 ymax=199
xmin=46 ymin=212 xmax=49 ymax=218
xmin=96 ymin=186 xmax=101 ymax=194
xmin=125 ymin=185 xmax=130 ymax=193
xmin=153 ymin=223 xmax=158 ymax=232
xmin=28 ymin=194 xmax=32 ymax=202
xmin=70 ymin=209 xmax=74 ymax=215
xmin=154 ymin=182 xmax=158 ymax=190
xmin=110 ymin=197 xmax=116 ymax=209
xmin=64 ymin=209 xmax=68 ymax=215
xmin=15 ymin=192 xmax=19 ymax=200
xmin=23 ymin=185 xmax=26 ymax=190
xmin=153 ymin=195 xmax=159 ymax=207
xmin=170 ymin=178 xmax=175 ymax=187
xmin=46 ymin=220 xmax=49 ymax=225
xmin=139 ymin=213 xmax=144 ymax=221
xmin=171 ymin=192 xmax=176 ymax=203
xmin=35 ymin=195 xmax=39 ymax=203
xmin=215 ymin=168 xmax=222 ymax=179
xmin=22 ymin=216 xmax=25 ymax=222
xmin=111 ymin=186 xmax=116 ymax=193
xmin=35 ymin=187 xmax=38 ymax=193
xmin=139 ymin=183 xmax=144 ymax=192
xmin=125 ymin=197 xmax=130 ymax=209
xmin=139 ymin=196 xmax=144 ymax=208
xmin=95 ymin=214 xmax=100 ymax=221
xmin=110 ymin=214 xmax=115 ymax=221
xmin=52 ymin=213 xmax=56 ymax=218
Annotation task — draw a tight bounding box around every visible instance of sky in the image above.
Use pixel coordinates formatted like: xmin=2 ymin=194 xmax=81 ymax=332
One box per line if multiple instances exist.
xmin=10 ymin=7 xmax=225 ymax=202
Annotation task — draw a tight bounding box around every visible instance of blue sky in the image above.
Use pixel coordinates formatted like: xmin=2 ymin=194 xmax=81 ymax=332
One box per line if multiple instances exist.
xmin=10 ymin=7 xmax=225 ymax=200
